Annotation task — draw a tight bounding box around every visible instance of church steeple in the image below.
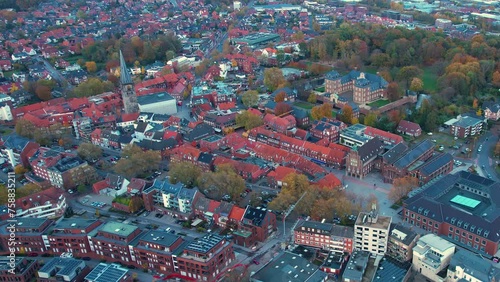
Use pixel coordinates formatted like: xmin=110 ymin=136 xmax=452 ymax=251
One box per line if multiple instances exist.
xmin=119 ymin=50 xmax=139 ymax=114
xmin=119 ymin=50 xmax=133 ymax=85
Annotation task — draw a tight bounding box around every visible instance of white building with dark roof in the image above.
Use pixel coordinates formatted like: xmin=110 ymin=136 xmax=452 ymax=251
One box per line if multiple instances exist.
xmin=412 ymin=234 xmax=455 ymax=282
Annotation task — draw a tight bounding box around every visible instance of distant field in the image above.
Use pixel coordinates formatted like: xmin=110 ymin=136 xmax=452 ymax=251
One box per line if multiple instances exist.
xmin=315 ymin=86 xmax=325 ymax=92
xmin=367 ymin=99 xmax=390 ymax=108
xmin=422 ymin=67 xmax=438 ymax=93
xmin=294 ymin=101 xmax=315 ymax=109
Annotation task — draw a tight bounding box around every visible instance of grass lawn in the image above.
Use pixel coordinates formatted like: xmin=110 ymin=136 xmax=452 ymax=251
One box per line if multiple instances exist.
xmin=367 ymin=99 xmax=390 ymax=108
xmin=364 ymin=66 xmax=378 ymax=75
xmin=66 ymin=55 xmax=83 ymax=65
xmin=294 ymin=101 xmax=315 ymax=109
xmin=422 ymin=67 xmax=438 ymax=93
xmin=2 ymin=70 xmax=14 ymax=78
xmin=315 ymin=86 xmax=325 ymax=92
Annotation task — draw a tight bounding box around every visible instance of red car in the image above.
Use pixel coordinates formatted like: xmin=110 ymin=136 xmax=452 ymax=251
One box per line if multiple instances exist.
xmin=252 ymin=259 xmax=260 ymax=265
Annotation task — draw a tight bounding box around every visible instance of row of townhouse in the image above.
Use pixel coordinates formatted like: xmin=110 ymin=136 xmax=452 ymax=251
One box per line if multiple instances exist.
xmin=0 ymin=218 xmax=234 ymax=282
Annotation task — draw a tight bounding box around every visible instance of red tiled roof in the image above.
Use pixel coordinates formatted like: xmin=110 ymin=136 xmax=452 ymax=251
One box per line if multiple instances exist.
xmin=93 ymin=180 xmax=108 ymax=193
xmin=315 ymin=173 xmax=342 ymax=189
xmin=365 ymin=126 xmax=404 ymax=144
xmin=15 ymin=187 xmax=63 ymax=210
xmin=121 ymin=113 xmax=140 ymax=123
xmin=397 ymin=120 xmax=421 ymax=134
xmin=268 ymin=166 xmax=298 ymax=181
xmin=228 ymin=206 xmax=245 ymax=221
xmin=208 ymin=200 xmax=221 ymax=213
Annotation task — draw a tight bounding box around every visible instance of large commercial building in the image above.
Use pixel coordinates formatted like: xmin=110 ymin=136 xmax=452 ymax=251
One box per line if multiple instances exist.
xmin=354 ymin=210 xmax=392 ymax=256
xmin=446 ymin=249 xmax=500 ymax=282
xmin=412 ymin=234 xmax=455 ymax=281
xmin=137 ymin=92 xmax=177 ymax=115
xmin=403 ymin=171 xmax=500 ymax=256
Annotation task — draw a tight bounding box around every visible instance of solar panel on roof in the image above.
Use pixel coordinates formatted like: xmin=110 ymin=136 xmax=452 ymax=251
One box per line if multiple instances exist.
xmin=450 ymin=195 xmax=480 ymax=208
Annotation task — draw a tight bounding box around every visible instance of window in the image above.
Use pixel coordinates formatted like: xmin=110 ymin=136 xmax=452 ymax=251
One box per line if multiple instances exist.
xmin=417 ymin=216 xmax=421 ymax=221
xmin=481 ymin=240 xmax=486 ymax=246
xmin=449 ymin=227 xmax=453 ymax=232
xmin=411 ymin=214 xmax=415 ymax=219
xmin=422 ymin=218 xmax=426 ymax=223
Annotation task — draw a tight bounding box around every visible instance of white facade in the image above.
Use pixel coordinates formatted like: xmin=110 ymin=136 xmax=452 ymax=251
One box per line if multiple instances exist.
xmin=0 ymin=103 xmax=13 ymax=121
xmin=413 ymin=234 xmax=455 ymax=282
xmin=16 ymin=195 xmax=67 ymax=219
xmin=354 ymin=211 xmax=392 ymax=256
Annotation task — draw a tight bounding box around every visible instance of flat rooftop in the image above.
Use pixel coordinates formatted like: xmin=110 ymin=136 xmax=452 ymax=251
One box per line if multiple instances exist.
xmin=137 ymin=92 xmax=174 ymax=105
xmin=53 ymin=218 xmax=99 ymax=230
xmin=84 ymin=263 xmax=129 ymax=282
xmin=355 ymin=212 xmax=392 ymax=230
xmin=98 ymin=221 xmax=139 ymax=238
xmin=251 ymin=251 xmax=323 ymax=282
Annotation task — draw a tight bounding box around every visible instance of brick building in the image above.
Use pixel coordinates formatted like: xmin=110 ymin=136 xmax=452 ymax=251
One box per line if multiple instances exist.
xmin=294 ymin=220 xmax=354 ymax=254
xmin=387 ymin=224 xmax=420 ymax=263
xmin=345 ymin=137 xmax=384 ymax=179
xmin=325 ymin=70 xmax=388 ymax=104
xmin=449 ymin=115 xmax=484 ymax=138
xmin=310 ymin=118 xmax=347 ymax=143
xmin=88 ymin=221 xmax=142 ymax=264
xmin=235 ymin=206 xmax=276 ymax=247
xmin=403 ymin=171 xmax=500 ymax=256
xmin=0 ymin=257 xmax=39 ymax=282
xmin=0 ymin=217 xmax=53 ymax=255
xmin=176 ymin=234 xmax=235 ymax=282
xmin=47 ymin=218 xmax=103 ymax=257
xmin=132 ymin=230 xmax=184 ymax=274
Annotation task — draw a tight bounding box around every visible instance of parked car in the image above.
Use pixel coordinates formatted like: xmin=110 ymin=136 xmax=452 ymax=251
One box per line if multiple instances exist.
xmin=252 ymin=259 xmax=260 ymax=265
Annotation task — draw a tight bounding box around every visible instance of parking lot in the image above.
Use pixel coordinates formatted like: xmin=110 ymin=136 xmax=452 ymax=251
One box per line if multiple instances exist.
xmin=80 ymin=194 xmax=114 ymax=210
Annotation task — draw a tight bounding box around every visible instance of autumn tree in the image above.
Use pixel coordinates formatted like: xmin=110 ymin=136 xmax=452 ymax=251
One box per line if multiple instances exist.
xmin=198 ymin=164 xmax=245 ymax=200
xmin=492 ymin=71 xmax=500 ymax=87
xmin=263 ymin=68 xmax=286 ymax=91
xmin=85 ymin=61 xmax=97 ymax=73
xmin=388 ymin=176 xmax=419 ymax=203
xmin=14 ymin=183 xmax=42 ymax=200
xmin=386 ymin=82 xmax=401 ymax=102
xmin=241 ymin=90 xmax=259 ymax=108
xmin=338 ymin=104 xmax=354 ymax=124
xmin=15 ymin=118 xmax=36 ymax=139
xmin=409 ymin=77 xmax=424 ymax=93
xmin=128 ymin=197 xmax=144 ymax=213
xmin=35 ymin=85 xmax=51 ymax=101
xmin=274 ymin=102 xmax=292 ymax=116
xmin=169 ymin=161 xmax=202 ymax=188
xmin=71 ymin=165 xmax=99 ymax=187
xmin=269 ymin=173 xmax=310 ymax=212
xmin=311 ymin=103 xmax=332 ymax=120
xmin=14 ymin=165 xmax=27 ymax=175
xmin=274 ymin=91 xmax=286 ymax=102
xmin=77 ymin=143 xmax=103 ymax=162
xmin=236 ymin=110 xmax=263 ymax=130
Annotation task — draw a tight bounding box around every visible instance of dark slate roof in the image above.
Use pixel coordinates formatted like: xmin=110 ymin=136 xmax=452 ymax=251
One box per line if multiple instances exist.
xmin=482 ymin=101 xmax=500 ymax=112
xmin=325 ymin=70 xmax=341 ymax=80
xmin=135 ymin=122 xmax=148 ymax=133
xmin=373 ymin=257 xmax=411 ymax=282
xmin=449 ymin=249 xmax=500 ymax=282
xmin=2 ymin=134 xmax=30 ymax=152
xmin=39 ymin=258 xmax=85 ymax=277
xmin=404 ymin=172 xmax=500 ymax=243
xmin=197 ymin=152 xmax=214 ymax=165
xmin=119 ymin=50 xmax=133 ymax=85
xmin=292 ymin=108 xmax=308 ymax=119
xmin=137 ymin=139 xmax=177 ymax=151
xmin=393 ymin=140 xmax=434 ymax=169
xmin=357 ymin=137 xmax=384 ymax=162
xmin=418 ymin=153 xmax=453 ymax=176
xmin=382 ymin=143 xmax=408 ymax=165
xmin=295 ymin=220 xmax=333 ymax=233
xmin=243 ymin=206 xmax=268 ymax=227
xmin=389 ymin=224 xmax=419 ymax=246
xmin=184 ymin=123 xmax=214 ymax=142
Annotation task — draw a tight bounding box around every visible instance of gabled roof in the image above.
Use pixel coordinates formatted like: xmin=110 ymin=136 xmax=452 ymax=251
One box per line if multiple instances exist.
xmin=356 ymin=137 xmax=384 ymax=162
xmin=397 ymin=120 xmax=421 ymax=134
xmin=228 ymin=206 xmax=245 ymax=221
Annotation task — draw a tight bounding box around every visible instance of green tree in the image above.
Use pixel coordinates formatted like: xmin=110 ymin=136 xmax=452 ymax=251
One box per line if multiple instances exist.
xmin=386 ymin=82 xmax=401 ymax=102
xmin=71 ymin=78 xmax=115 ymax=97
xmin=15 ymin=119 xmax=36 ymax=139
xmin=77 ymin=184 xmax=87 ymax=193
xmin=364 ymin=112 xmax=378 ymax=127
xmin=397 ymin=66 xmax=422 ymax=88
xmin=114 ymin=144 xmax=161 ymax=178
xmin=77 ymin=143 xmax=103 ymax=162
xmin=128 ymin=197 xmax=144 ymax=213
xmin=241 ymin=90 xmax=259 ymax=108
xmin=236 ymin=110 xmax=264 ymax=130
xmin=169 ymin=161 xmax=202 ymax=188
xmin=198 ymin=164 xmax=245 ymax=200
